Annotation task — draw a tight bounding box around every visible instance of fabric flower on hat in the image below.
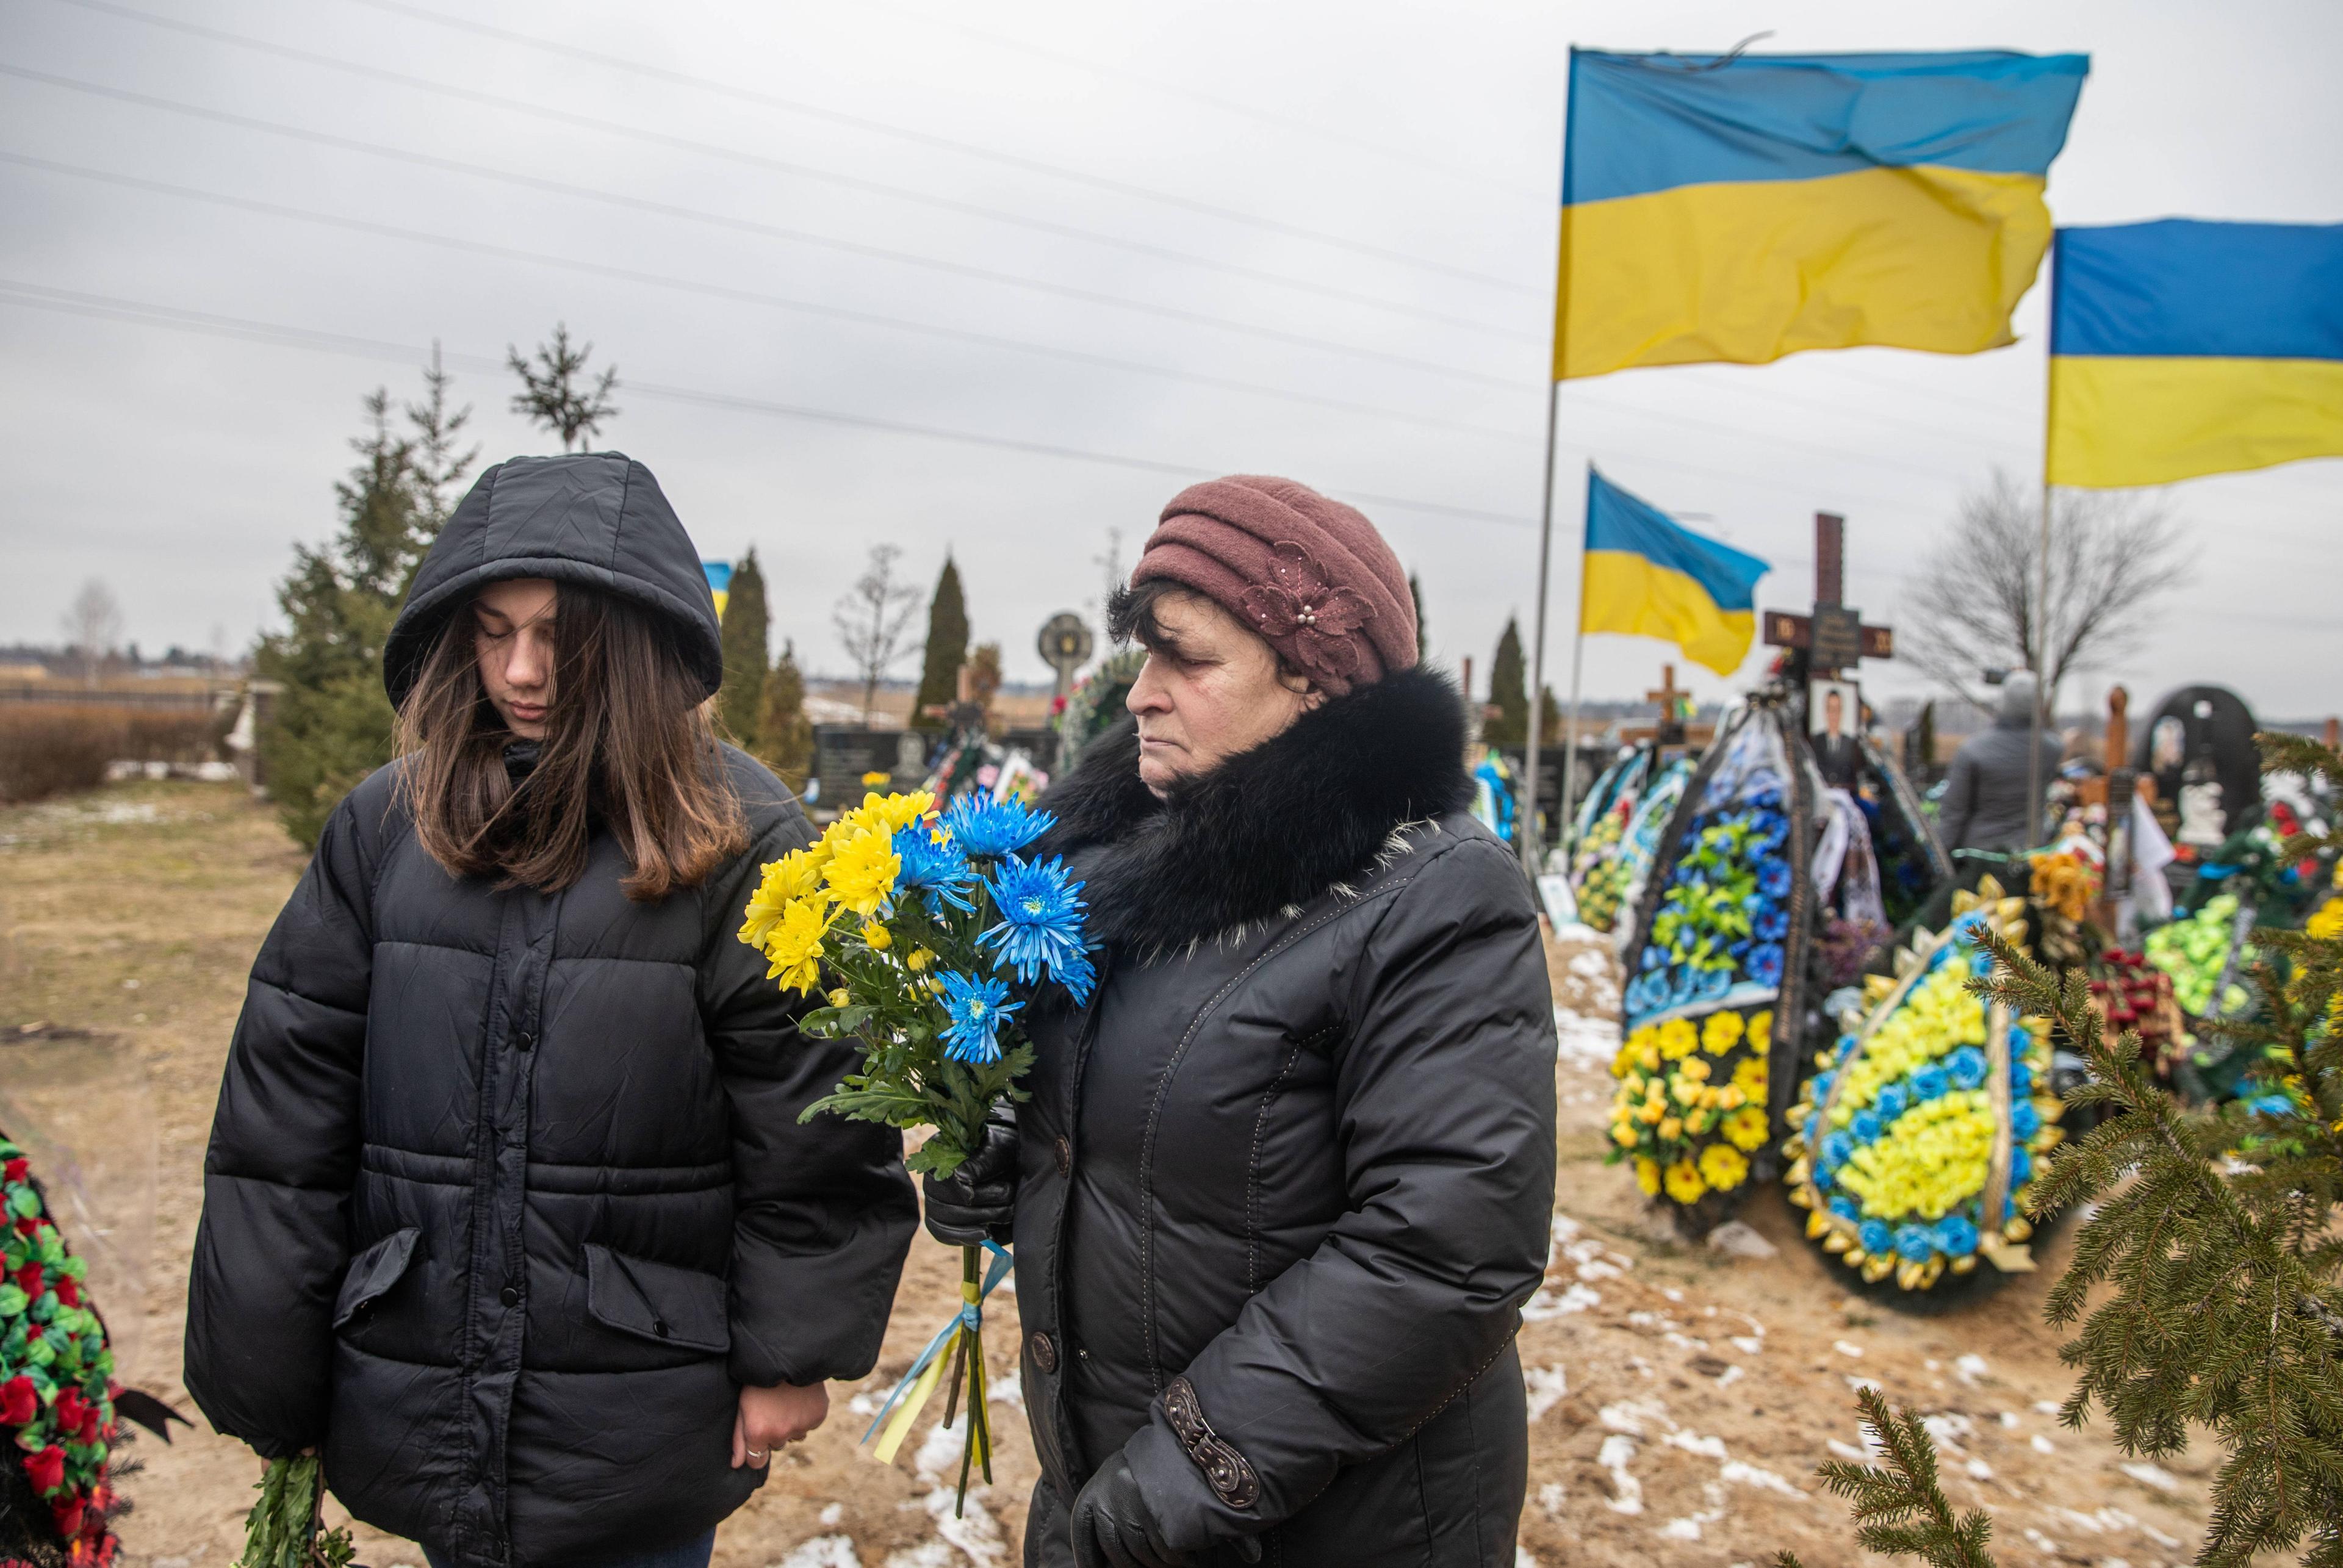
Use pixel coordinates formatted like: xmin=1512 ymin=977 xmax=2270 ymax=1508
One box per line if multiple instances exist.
xmin=1237 ymin=544 xmax=1378 ymax=688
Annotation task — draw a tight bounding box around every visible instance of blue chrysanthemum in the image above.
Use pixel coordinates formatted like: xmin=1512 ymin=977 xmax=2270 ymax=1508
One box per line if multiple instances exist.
xmin=1945 ymin=1046 xmax=1988 ymax=1090
xmin=1934 ymin=1215 xmax=1979 ymax=1257
xmin=1749 ymin=942 xmax=1785 ymax=987
xmin=1894 ymin=1223 xmax=1936 ymax=1264
xmin=937 ymin=969 xmax=1022 ymax=1064
xmin=979 ymin=855 xmax=1095 ymax=1002
xmin=1837 ymin=1034 xmax=1860 ymax=1060
xmin=1910 ymin=1063 xmax=1949 ymax=1104
xmin=1754 ymin=907 xmax=1789 ymax=941
xmin=1820 ymin=1131 xmax=1855 ymax=1171
xmin=892 ymin=825 xmax=976 ymax=913
xmin=1876 ymin=1082 xmax=1909 ymax=1122
xmin=1812 ymin=1070 xmax=1836 ymax=1100
xmin=1695 ymin=966 xmax=1732 ymax=1002
xmin=2010 ymin=1147 xmax=2034 ymax=1186
xmin=2011 ymin=1100 xmax=2040 ymax=1140
xmin=1804 ymin=1113 xmax=1824 ymax=1147
xmin=1828 ymin=1194 xmax=1860 ymax=1222
xmin=1639 ymin=947 xmax=1665 ymax=973
xmin=943 ymin=796 xmax=1055 ymax=860
xmin=1857 ymin=1218 xmax=1892 ymax=1255
xmin=2008 ymin=1060 xmax=2034 ymax=1098
xmin=1851 ymin=1109 xmax=1883 ymax=1143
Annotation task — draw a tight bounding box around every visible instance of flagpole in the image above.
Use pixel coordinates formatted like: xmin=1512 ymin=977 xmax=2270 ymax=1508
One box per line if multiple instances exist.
xmin=2028 ymin=236 xmax=2060 ymax=843
xmin=1520 ymin=378 xmax=1561 ymax=876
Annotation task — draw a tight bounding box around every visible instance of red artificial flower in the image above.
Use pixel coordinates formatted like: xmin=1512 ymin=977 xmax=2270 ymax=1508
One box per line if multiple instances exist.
xmin=0 ymin=1376 xmax=36 ymax=1426
xmin=55 ymin=1276 xmax=79 ymax=1309
xmin=24 ymin=1444 xmax=65 ymax=1494
xmin=49 ymin=1496 xmax=84 ymax=1540
xmin=15 ymin=1261 xmax=43 ymax=1297
xmin=13 ymin=1215 xmax=40 ymax=1238
xmin=2 ymin=1156 xmax=26 ymax=1183
xmin=55 ymin=1387 xmax=87 ymax=1429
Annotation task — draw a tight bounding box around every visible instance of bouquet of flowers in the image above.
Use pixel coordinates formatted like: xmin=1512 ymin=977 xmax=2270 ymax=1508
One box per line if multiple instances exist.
xmin=738 ymin=789 xmax=1093 ymax=1511
xmin=1 ymin=1137 xmax=125 ymax=1568
xmin=1783 ymin=882 xmax=2062 ymax=1294
xmin=1604 ymin=1007 xmax=1775 ymax=1208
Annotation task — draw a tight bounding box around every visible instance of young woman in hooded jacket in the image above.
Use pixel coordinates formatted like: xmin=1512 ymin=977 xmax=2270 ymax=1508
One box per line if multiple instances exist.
xmin=925 ymin=477 xmax=1560 ymax=1567
xmin=183 ymin=453 xmax=918 ymax=1568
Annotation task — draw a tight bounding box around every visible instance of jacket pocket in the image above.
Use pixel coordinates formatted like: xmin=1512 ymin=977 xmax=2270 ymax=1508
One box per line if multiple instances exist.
xmin=583 ymin=1244 xmax=730 ymax=1353
xmin=333 ymin=1227 xmax=422 ymax=1331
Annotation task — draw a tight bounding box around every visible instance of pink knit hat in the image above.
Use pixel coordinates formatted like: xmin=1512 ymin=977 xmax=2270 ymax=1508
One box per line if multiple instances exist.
xmin=1134 ymin=475 xmax=1417 ymax=697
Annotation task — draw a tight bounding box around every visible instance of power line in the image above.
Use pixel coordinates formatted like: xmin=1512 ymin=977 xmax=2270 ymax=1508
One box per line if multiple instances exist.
xmin=1 ymin=151 xmax=1539 ymax=422
xmin=0 ymin=278 xmax=1537 ymax=527
xmin=339 ymin=0 xmax=1538 ymax=294
xmin=48 ymin=0 xmax=1516 ymax=338
xmin=0 ymin=62 xmax=1535 ymax=373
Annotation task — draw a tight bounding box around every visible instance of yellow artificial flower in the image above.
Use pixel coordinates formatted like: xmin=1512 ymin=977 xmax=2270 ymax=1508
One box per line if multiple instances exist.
xmin=1732 ymin=1056 xmax=1767 ymax=1098
xmin=907 ymin=946 xmax=933 ymax=972
xmin=1716 ymin=1084 xmax=1746 ymax=1111
xmin=860 ymin=920 xmax=893 ymax=951
xmin=1635 ymin=1157 xmax=1661 ymax=1196
xmin=1638 ymin=1098 xmax=1666 ymax=1124
xmin=862 ymin=770 xmax=892 ymax=787
xmin=1685 ymin=1108 xmax=1715 ymax=1135
xmin=1612 ymin=1123 xmax=1639 ymax=1149
xmin=1658 ymin=1018 xmax=1699 ymax=1059
xmin=822 ymin=826 xmax=902 ymax=918
xmin=761 ymin=901 xmax=832 ymax=995
xmin=1638 ymin=1043 xmax=1662 ymax=1073
xmin=1722 ymin=1104 xmax=1770 ymax=1151
xmin=2308 ymin=896 xmax=2343 ymax=942
xmin=1699 ymin=1142 xmax=1749 ymax=1192
xmin=1702 ymin=1010 xmax=1744 ymax=1054
xmin=827 ymin=987 xmax=851 ymax=1009
xmin=1663 ymin=1159 xmax=1706 ymax=1204
xmin=1658 ymin=1115 xmax=1683 ymax=1142
xmin=1679 ymin=1056 xmax=1712 ymax=1083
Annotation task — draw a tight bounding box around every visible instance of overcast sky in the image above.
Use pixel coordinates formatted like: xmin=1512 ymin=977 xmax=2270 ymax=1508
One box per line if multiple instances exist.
xmin=2 ymin=0 xmax=2338 ymax=717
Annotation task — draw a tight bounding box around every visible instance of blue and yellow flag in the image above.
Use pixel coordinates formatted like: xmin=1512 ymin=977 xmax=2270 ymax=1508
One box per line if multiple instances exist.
xmin=704 ymin=560 xmax=733 ymax=620
xmin=1582 ymin=469 xmax=1771 ymax=677
xmin=1558 ymin=49 xmax=2089 ymax=379
xmin=2047 ymin=219 xmax=2343 ymax=487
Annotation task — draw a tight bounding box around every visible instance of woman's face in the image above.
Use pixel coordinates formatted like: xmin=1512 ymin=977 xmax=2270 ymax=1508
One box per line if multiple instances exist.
xmin=473 ymin=578 xmax=560 ymax=739
xmin=1125 ymin=589 xmax=1320 ymax=797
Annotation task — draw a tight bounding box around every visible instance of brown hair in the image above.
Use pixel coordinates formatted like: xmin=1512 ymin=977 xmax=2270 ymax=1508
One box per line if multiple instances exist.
xmin=394 ymin=583 xmax=748 ymax=902
xmin=1108 ymin=578 xmax=1306 ymax=682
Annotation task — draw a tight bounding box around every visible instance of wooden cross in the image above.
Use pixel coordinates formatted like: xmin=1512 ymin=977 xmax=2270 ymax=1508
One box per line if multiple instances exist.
xmin=1762 ymin=512 xmax=1895 ymax=677
xmin=1646 ymin=663 xmax=1690 ymax=746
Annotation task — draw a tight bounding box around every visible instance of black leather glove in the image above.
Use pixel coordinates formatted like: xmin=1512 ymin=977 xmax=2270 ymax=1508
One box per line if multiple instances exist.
xmin=1070 ymin=1452 xmax=1190 ymax=1568
xmin=920 ymin=1100 xmax=1018 ymax=1246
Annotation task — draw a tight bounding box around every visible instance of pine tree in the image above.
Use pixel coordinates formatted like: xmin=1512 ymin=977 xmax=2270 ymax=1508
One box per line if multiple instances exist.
xmin=966 ymin=642 xmax=1002 ymax=727
xmin=255 ymin=389 xmax=423 ymax=849
xmin=716 ymin=548 xmax=769 ymax=750
xmin=912 ymin=555 xmax=969 ymax=731
xmin=406 ymin=341 xmax=479 ymax=537
xmin=1486 ymin=617 xmax=1528 ymax=747
xmin=506 ymin=323 xmax=619 ymax=453
xmin=759 ymin=639 xmax=813 ymax=795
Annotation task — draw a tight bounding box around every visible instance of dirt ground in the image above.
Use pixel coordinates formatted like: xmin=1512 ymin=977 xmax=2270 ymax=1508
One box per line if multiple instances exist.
xmin=0 ymin=780 xmax=2223 ymax=1567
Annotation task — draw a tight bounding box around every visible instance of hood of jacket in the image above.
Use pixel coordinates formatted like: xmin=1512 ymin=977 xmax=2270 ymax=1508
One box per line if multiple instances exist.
xmin=383 ymin=451 xmax=723 ymax=707
xmin=1033 ymin=663 xmax=1475 ymax=957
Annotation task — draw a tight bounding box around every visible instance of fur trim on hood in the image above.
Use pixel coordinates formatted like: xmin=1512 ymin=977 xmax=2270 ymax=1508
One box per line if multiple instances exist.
xmin=1034 ymin=664 xmax=1474 ymax=957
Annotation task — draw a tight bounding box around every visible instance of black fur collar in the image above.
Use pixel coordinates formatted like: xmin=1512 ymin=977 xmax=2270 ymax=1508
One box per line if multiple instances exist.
xmin=1035 ymin=664 xmax=1473 ymax=957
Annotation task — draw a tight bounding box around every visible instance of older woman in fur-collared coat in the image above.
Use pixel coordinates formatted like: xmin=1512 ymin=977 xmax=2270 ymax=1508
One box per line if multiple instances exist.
xmin=925 ymin=477 xmax=1558 ymax=1568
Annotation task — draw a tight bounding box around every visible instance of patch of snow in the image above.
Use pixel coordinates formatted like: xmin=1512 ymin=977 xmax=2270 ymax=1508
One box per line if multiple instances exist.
xmin=1554 ymin=1007 xmax=1621 ymax=1071
xmin=849 ymin=1392 xmax=882 ymax=1417
xmin=884 ymin=1547 xmax=959 ymax=1568
xmin=1569 ymin=945 xmax=1613 ymax=979
xmin=1536 ymin=1481 xmax=1567 ymax=1520
xmin=2119 ymin=1462 xmax=2180 ymax=1494
xmin=1521 ymin=1282 xmax=1602 ymax=1320
xmin=1525 ymin=1364 xmax=1570 ymax=1423
xmin=1713 ymin=1364 xmax=1744 ymax=1388
xmin=2031 ymin=1434 xmax=2056 ymax=1454
xmin=1999 ymin=1411 xmax=2020 ymax=1428
xmin=2023 ymin=1528 xmax=2060 ymax=1556
xmin=1966 ymin=1459 xmax=1993 ymax=1480
xmin=1707 ymin=1220 xmax=1777 ymax=1259
xmin=1516 ymin=1549 xmax=1542 ymax=1568
xmin=921 ymin=1483 xmax=1007 ymax=1566
xmin=1658 ymin=1517 xmax=1704 ymax=1541
xmin=1921 ymin=1412 xmax=1974 ymax=1453
xmin=1719 ymin=1460 xmax=1805 ymax=1498
xmin=780 ymin=1538 xmax=862 ymax=1568
xmin=987 ymin=1370 xmax=1023 ymax=1408
xmin=1953 ymin=1353 xmax=1990 ymax=1386
xmin=1826 ymin=1439 xmax=1868 ymax=1462
xmin=1661 ymin=1286 xmax=1684 ymax=1302
xmin=1729 ymin=1336 xmax=1763 ymax=1356
xmin=2143 ymin=1524 xmax=2184 ymax=1548
xmin=1665 ymin=1430 xmax=1728 ymax=1460
xmin=820 ymin=1503 xmax=845 ymax=1527
xmin=1597 ymin=1434 xmax=1644 ymax=1514
xmin=1845 ymin=1376 xmax=1880 ymax=1394
xmin=2034 ymin=1399 xmax=2062 ymax=1415
xmin=1832 ymin=1339 xmax=1864 ymax=1358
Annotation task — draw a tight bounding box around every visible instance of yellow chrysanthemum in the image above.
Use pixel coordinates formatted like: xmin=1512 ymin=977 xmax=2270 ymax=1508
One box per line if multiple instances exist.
xmin=859 ymin=789 xmax=937 ymax=838
xmin=860 ymin=920 xmax=893 ymax=951
xmin=2309 ymin=896 xmax=2343 ymax=942
xmin=827 ymin=987 xmax=851 ymax=1009
xmin=1698 ymin=1142 xmax=1749 ymax=1192
xmin=1702 ymin=1010 xmax=1744 ymax=1054
xmin=761 ymin=901 xmax=832 ymax=994
xmin=861 ymin=770 xmax=891 ymax=787
xmin=1746 ymin=1010 xmax=1773 ymax=1053
xmin=821 ymin=827 xmax=902 ymax=918
xmin=1663 ymin=1159 xmax=1706 ymax=1204
xmin=1722 ymin=1104 xmax=1769 ymax=1151
xmin=1658 ymin=1018 xmax=1699 ymax=1059
xmin=1635 ymin=1157 xmax=1661 ymax=1196
xmin=907 ymin=946 xmax=934 ymax=973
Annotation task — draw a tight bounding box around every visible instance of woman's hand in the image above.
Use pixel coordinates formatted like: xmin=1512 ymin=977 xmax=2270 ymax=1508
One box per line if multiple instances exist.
xmin=922 ymin=1100 xmax=1020 ymax=1246
xmin=732 ymin=1381 xmax=828 ymax=1469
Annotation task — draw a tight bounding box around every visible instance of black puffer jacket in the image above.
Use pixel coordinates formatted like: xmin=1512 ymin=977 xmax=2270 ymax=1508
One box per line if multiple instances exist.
xmin=184 ymin=455 xmax=917 ymax=1567
xmin=1013 ymin=668 xmax=1558 ymax=1566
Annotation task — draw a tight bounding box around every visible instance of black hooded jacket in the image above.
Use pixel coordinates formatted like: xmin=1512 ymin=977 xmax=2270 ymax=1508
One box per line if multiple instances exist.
xmin=1013 ymin=667 xmax=1558 ymax=1566
xmin=183 ymin=454 xmax=917 ymax=1567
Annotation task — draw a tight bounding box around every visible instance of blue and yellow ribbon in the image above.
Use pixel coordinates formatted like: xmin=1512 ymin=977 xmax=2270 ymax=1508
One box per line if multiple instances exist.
xmin=864 ymin=1240 xmax=1014 ymax=1466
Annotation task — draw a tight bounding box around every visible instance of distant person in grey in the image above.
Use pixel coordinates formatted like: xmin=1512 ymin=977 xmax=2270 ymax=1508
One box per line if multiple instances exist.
xmin=1937 ymin=671 xmax=2062 ymax=853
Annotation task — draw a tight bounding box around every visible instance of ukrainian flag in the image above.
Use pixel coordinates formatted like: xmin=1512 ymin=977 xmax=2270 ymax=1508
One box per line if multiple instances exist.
xmin=2047 ymin=220 xmax=2343 ymax=487
xmin=1582 ymin=469 xmax=1771 ymax=677
xmin=704 ymin=560 xmax=733 ymax=619
xmin=1558 ymin=48 xmax=2089 ymax=380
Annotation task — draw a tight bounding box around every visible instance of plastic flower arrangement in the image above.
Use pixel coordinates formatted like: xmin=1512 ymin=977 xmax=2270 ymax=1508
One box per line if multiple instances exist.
xmin=1605 ymin=757 xmax=1697 ymax=950
xmin=1570 ymin=808 xmax=1630 ymax=933
xmin=738 ymin=789 xmax=1092 ymax=1511
xmin=0 ymin=1137 xmax=126 ymax=1568
xmin=1604 ymin=1006 xmax=1774 ymax=1209
xmin=2144 ymin=891 xmax=2257 ymax=1019
xmin=1782 ymin=879 xmax=2064 ymax=1293
xmin=1624 ymin=795 xmax=1791 ymax=1024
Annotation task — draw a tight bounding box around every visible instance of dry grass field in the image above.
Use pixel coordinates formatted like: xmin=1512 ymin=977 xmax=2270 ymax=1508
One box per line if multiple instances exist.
xmin=0 ymin=780 xmax=2223 ymax=1567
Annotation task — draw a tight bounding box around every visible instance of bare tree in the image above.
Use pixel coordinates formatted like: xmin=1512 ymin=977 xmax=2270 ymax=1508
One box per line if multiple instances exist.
xmin=60 ymin=578 xmax=123 ymax=687
xmin=1899 ymin=471 xmax=2191 ymax=715
xmin=833 ymin=545 xmax=924 ymax=728
xmin=507 ymin=323 xmax=619 ymax=453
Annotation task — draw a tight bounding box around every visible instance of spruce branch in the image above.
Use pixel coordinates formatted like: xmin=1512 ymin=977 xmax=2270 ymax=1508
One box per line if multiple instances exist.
xmin=1780 ymin=1388 xmax=1997 ymax=1568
